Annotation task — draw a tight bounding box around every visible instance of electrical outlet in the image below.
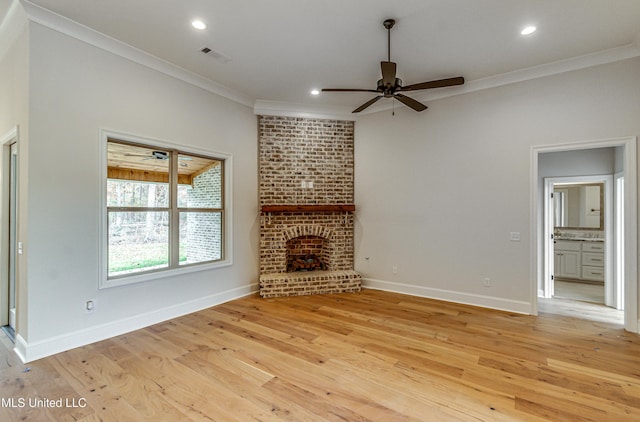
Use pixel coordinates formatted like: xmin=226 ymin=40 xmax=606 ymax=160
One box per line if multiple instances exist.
xmin=483 ymin=278 xmax=491 ymax=287
xmin=85 ymin=300 xmax=95 ymax=313
xmin=392 ymin=266 xmax=398 ymax=274
xmin=510 ymin=232 xmax=521 ymax=241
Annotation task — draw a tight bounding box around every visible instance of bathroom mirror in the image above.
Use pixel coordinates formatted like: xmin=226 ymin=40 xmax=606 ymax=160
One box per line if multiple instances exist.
xmin=553 ymin=183 xmax=603 ymax=229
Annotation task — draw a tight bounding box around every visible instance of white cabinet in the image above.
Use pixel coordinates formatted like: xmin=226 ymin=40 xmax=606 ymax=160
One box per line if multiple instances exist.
xmin=554 ymin=239 xmax=604 ymax=282
xmin=581 ymin=242 xmax=604 ymax=282
xmin=582 ymin=241 xmax=605 ymax=253
xmin=582 ymin=265 xmax=605 ymax=281
xmin=554 ymin=240 xmax=581 ymax=279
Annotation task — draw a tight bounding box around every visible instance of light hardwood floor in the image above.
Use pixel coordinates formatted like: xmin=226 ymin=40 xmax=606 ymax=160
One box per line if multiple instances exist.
xmin=2 ymin=289 xmax=640 ymax=421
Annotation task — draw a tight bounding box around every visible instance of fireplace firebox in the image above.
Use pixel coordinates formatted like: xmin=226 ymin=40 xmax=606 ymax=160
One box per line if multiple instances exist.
xmin=286 ymin=235 xmax=329 ymax=272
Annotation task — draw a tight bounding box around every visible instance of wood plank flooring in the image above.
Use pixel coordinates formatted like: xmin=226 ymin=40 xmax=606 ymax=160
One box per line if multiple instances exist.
xmin=2 ymin=289 xmax=640 ymax=421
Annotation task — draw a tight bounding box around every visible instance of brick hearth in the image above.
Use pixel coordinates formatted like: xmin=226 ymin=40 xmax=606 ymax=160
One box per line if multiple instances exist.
xmin=259 ymin=270 xmax=362 ymax=298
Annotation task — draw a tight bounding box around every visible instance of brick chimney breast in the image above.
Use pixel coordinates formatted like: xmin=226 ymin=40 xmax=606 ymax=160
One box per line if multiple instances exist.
xmin=258 ymin=116 xmax=361 ymax=297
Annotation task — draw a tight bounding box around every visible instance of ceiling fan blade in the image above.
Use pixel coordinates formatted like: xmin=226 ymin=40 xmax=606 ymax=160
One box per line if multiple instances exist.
xmin=322 ymin=88 xmax=379 ymax=93
xmin=353 ymin=96 xmax=383 ymax=113
xmin=394 ymin=94 xmax=428 ymax=112
xmin=401 ymin=76 xmax=465 ymax=92
xmin=381 ymin=61 xmax=396 ymax=87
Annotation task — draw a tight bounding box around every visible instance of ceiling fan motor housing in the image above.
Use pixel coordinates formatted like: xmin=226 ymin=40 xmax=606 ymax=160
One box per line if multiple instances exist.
xmin=152 ymin=151 xmax=169 ymax=159
xmin=377 ymin=78 xmax=402 ymax=97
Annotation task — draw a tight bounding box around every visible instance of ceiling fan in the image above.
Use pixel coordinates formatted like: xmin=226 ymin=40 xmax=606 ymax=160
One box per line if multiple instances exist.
xmin=124 ymin=151 xmax=193 ymax=161
xmin=322 ymin=19 xmax=464 ymax=113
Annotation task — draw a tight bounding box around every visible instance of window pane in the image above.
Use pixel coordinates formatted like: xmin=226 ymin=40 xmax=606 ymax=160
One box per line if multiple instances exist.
xmin=179 ymin=212 xmax=222 ymax=265
xmin=107 ymin=180 xmax=169 ymax=207
xmin=107 ymin=142 xmax=169 ymax=207
xmin=178 ymin=154 xmax=222 ymax=209
xmin=108 ymin=211 xmax=169 ymax=276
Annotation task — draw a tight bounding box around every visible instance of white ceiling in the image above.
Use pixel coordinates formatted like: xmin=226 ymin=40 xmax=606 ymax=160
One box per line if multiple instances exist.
xmin=13 ymin=0 xmax=640 ymax=114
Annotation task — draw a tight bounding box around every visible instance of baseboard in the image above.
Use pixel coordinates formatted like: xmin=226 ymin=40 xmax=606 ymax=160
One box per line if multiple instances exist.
xmin=362 ymin=278 xmax=532 ymax=315
xmin=16 ymin=282 xmax=259 ymax=363
xmin=13 ymin=333 xmax=28 ymax=363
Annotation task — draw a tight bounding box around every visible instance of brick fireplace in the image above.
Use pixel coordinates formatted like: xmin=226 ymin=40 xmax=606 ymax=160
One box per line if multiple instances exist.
xmin=258 ymin=116 xmax=362 ymax=298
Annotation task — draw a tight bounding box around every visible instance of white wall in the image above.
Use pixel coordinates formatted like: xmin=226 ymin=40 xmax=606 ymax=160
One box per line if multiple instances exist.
xmin=18 ymin=22 xmax=258 ymax=361
xmin=354 ymin=57 xmax=640 ymax=313
xmin=539 ymin=148 xmax=615 ymax=178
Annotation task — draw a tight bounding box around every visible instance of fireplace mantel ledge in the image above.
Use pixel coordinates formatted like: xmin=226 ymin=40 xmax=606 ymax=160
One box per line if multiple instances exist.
xmin=260 ymin=204 xmax=355 ymax=213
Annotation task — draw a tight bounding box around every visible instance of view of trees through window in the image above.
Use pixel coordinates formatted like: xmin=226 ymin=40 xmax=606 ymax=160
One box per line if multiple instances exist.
xmin=107 ymin=140 xmax=223 ymax=278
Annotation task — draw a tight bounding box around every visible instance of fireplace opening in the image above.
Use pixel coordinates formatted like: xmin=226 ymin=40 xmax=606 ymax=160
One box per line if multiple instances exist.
xmin=286 ymin=235 xmax=329 ymax=272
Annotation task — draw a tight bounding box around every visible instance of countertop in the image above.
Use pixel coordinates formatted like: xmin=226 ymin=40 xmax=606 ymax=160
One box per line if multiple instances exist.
xmin=554 ymin=236 xmax=604 ymax=242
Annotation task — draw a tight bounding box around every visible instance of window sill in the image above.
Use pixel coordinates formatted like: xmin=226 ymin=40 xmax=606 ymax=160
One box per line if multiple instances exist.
xmin=100 ymin=259 xmax=232 ymax=289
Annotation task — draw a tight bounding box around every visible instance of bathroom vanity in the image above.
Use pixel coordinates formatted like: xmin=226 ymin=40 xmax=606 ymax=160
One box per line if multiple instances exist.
xmin=554 ymin=239 xmax=604 ymax=282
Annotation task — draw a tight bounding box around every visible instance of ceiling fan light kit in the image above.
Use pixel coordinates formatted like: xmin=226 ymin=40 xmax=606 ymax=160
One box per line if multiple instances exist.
xmin=322 ymin=18 xmax=464 ymax=113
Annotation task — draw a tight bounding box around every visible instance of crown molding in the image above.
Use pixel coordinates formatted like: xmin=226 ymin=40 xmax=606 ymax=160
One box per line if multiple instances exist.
xmin=20 ymin=0 xmax=254 ymax=108
xmin=253 ymin=100 xmax=355 ymax=121
xmin=258 ymin=41 xmax=640 ymax=118
xmin=259 ymin=41 xmax=640 ymax=118
xmin=432 ymin=43 xmax=640 ymax=101
xmin=17 ymin=1 xmax=640 ymax=120
xmin=356 ymin=42 xmax=640 ymax=116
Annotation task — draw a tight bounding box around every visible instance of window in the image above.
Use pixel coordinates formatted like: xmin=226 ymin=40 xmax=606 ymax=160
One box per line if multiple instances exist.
xmin=104 ymin=136 xmax=227 ymax=284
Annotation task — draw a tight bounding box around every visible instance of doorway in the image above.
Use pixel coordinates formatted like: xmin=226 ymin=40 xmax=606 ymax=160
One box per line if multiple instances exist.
xmin=543 ymin=175 xmax=614 ymax=308
xmin=1 ymin=128 xmax=18 ymax=340
xmin=532 ymin=137 xmax=638 ymax=332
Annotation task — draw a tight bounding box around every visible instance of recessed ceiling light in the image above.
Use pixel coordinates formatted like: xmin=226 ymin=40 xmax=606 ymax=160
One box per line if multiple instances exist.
xmin=310 ymin=89 xmax=320 ymax=96
xmin=192 ymin=20 xmax=207 ymax=30
xmin=521 ymin=25 xmax=537 ymax=35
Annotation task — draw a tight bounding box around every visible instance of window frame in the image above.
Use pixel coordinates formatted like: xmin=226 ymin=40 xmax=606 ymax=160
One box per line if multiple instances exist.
xmin=99 ymin=130 xmax=233 ymax=289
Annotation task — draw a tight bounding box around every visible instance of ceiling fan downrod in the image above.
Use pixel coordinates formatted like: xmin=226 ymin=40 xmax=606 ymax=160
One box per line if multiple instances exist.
xmin=383 ymin=19 xmax=395 ymax=62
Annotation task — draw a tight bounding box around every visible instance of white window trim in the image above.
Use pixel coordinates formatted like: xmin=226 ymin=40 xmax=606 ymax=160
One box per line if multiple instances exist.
xmin=98 ymin=129 xmax=233 ymax=289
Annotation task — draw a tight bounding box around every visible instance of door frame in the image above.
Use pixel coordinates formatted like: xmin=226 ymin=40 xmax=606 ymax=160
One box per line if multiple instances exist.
xmin=614 ymin=171 xmax=625 ymax=310
xmin=1 ymin=126 xmax=19 ymax=330
xmin=531 ymin=136 xmax=638 ymax=332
